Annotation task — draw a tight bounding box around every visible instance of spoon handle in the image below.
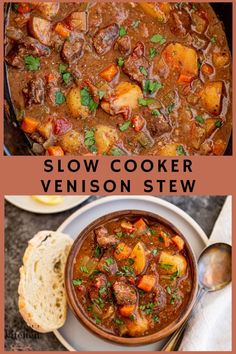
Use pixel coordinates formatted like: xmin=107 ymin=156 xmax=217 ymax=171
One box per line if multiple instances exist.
xmin=161 ymin=287 xmax=206 ymax=351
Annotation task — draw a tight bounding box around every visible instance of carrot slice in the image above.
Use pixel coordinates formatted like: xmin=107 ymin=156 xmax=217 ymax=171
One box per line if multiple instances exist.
xmin=47 ymin=146 xmax=65 ymax=156
xmin=171 ymin=235 xmax=185 ymax=251
xmin=134 ymin=218 xmax=148 ymax=234
xmin=119 ymin=304 xmax=136 ymax=317
xmin=99 ymin=64 xmax=119 ymax=82
xmin=137 ymin=275 xmax=156 ymax=292
xmin=114 ymin=242 xmax=132 ymax=261
xmin=21 ymin=117 xmax=38 ymax=134
xmin=54 ymin=22 xmax=70 ymax=38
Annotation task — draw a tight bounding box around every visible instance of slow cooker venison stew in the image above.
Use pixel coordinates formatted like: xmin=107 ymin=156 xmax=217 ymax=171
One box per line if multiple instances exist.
xmin=5 ymin=2 xmax=231 ymax=156
xmin=71 ymin=215 xmax=193 ymax=337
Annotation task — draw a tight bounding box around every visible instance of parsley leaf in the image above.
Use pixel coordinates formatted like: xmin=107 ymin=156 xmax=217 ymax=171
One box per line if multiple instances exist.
xmin=138 ymin=98 xmax=155 ymax=106
xmin=94 ymin=244 xmax=101 ymax=258
xmin=210 ymin=36 xmax=217 ymax=44
xmin=55 ymin=91 xmax=65 ymax=105
xmin=176 ymin=145 xmax=186 ymax=156
xmin=151 ymin=34 xmax=166 ymax=45
xmin=59 ymin=63 xmax=68 ymax=74
xmin=149 ymin=47 xmax=157 ymax=59
xmin=119 ymin=26 xmax=127 ymax=37
xmin=24 ymin=55 xmax=40 ymax=71
xmin=139 ymin=66 xmax=148 ymax=76
xmin=80 ymin=87 xmax=98 ymax=111
xmin=84 ymin=129 xmax=97 ymax=153
xmin=151 ymin=109 xmax=161 ymax=116
xmin=144 ymin=80 xmax=162 ymax=94
xmin=215 ymin=120 xmax=222 ymax=128
xmin=159 ymin=263 xmax=173 ymax=270
xmin=62 ymin=72 xmax=71 ymax=85
xmin=98 ymin=90 xmax=105 ymax=100
xmin=110 ymin=146 xmax=125 ymax=156
xmin=72 ymin=279 xmax=83 ymax=286
xmin=117 ymin=57 xmax=125 ymax=67
xmin=119 ymin=121 xmax=131 ymax=132
xmin=167 ymin=102 xmax=175 ymax=114
xmin=195 ymin=115 xmax=204 ymax=124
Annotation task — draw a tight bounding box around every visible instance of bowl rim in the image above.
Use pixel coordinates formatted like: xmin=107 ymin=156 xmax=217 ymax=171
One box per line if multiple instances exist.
xmin=65 ymin=209 xmax=198 ymax=346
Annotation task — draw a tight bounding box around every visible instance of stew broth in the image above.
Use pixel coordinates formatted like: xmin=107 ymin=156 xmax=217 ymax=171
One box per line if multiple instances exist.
xmin=5 ymin=2 xmax=231 ymax=156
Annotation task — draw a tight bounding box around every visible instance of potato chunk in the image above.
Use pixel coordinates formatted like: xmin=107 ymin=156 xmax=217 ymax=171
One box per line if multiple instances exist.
xmin=130 ymin=242 xmax=147 ymax=275
xmin=126 ymin=314 xmax=148 ymax=337
xmin=94 ymin=125 xmax=118 ymax=154
xmin=29 ymin=16 xmax=52 ymax=46
xmin=159 ymin=251 xmax=187 ymax=276
xmin=139 ymin=3 xmax=171 ymax=23
xmin=200 ymin=81 xmax=223 ymax=115
xmin=101 ymin=82 xmax=143 ymax=115
xmin=66 ymin=11 xmax=87 ymax=32
xmin=212 ymin=52 xmax=230 ymax=68
xmin=58 ymin=130 xmax=83 ymax=154
xmin=67 ymin=87 xmax=90 ymax=119
xmin=158 ymin=143 xmax=184 ymax=156
xmin=162 ymin=43 xmax=198 ymax=82
xmin=36 ymin=2 xmax=60 ymax=19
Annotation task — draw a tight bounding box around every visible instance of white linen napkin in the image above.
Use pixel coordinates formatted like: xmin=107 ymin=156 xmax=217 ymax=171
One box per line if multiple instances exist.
xmin=179 ymin=196 xmax=232 ymax=351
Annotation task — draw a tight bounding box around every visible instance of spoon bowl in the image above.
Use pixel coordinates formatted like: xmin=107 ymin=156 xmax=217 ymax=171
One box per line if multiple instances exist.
xmin=198 ymin=243 xmax=232 ymax=291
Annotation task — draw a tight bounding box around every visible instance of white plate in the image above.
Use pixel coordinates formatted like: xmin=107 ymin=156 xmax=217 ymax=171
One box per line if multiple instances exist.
xmin=5 ymin=195 xmax=89 ymax=214
xmin=55 ymin=196 xmax=208 ymax=352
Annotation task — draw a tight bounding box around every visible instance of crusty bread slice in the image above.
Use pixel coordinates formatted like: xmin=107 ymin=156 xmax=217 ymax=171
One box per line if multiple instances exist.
xmin=18 ymin=230 xmax=73 ymax=333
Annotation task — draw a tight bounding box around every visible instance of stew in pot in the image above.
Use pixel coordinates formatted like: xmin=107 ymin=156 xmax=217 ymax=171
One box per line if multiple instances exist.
xmin=72 ymin=215 xmax=193 ymax=337
xmin=5 ymin=2 xmax=231 ymax=156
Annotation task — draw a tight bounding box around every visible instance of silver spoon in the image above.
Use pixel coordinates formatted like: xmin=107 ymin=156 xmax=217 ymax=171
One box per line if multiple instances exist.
xmin=162 ymin=242 xmax=232 ymax=351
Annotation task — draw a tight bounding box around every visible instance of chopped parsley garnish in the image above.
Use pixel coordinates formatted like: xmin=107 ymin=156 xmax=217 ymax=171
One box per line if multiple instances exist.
xmin=59 ymin=63 xmax=68 ymax=74
xmin=80 ymin=265 xmax=89 ymax=273
xmin=106 ymin=258 xmax=115 ymax=266
xmin=144 ymin=80 xmax=162 ymax=94
xmin=176 ymin=145 xmax=186 ymax=156
xmin=128 ymin=258 xmax=135 ymax=265
xmin=84 ymin=129 xmax=97 ymax=153
xmin=80 ymin=87 xmax=98 ymax=111
xmin=94 ymin=315 xmax=101 ymax=324
xmin=110 ymin=146 xmax=125 ymax=156
xmin=166 ymin=286 xmax=172 ymax=294
xmin=117 ymin=57 xmax=125 ymax=67
xmin=99 ymin=286 xmax=107 ymax=295
xmin=116 ymin=231 xmax=124 ymax=237
xmin=130 ymin=314 xmax=135 ymax=321
xmin=215 ymin=120 xmax=222 ymax=128
xmin=210 ymin=36 xmax=217 ymax=44
xmin=159 ymin=263 xmax=173 ymax=270
xmin=195 ymin=115 xmax=204 ymax=124
xmin=98 ymin=90 xmax=105 ymax=100
xmin=72 ymin=279 xmax=83 ymax=286
xmin=151 ymin=34 xmax=166 ymax=45
xmin=150 ymin=47 xmax=157 ymax=59
xmin=119 ymin=120 xmax=131 ymax=132
xmin=132 ymin=20 xmax=140 ymax=28
xmin=94 ymin=244 xmax=101 ymax=258
xmin=170 ymin=269 xmax=180 ymax=281
xmin=117 ymin=265 xmax=134 ymax=277
xmin=62 ymin=72 xmax=71 ymax=85
xmin=12 ymin=3 xmax=19 ymax=12
xmin=114 ymin=318 xmax=124 ymax=325
xmin=140 ymin=302 xmax=155 ymax=315
xmin=153 ymin=315 xmax=160 ymax=323
xmin=139 ymin=66 xmax=148 ymax=76
xmin=119 ymin=26 xmax=127 ymax=37
xmin=167 ymin=102 xmax=175 ymax=114
xmin=151 ymin=249 xmax=159 ymax=256
xmin=151 ymin=109 xmax=161 ymax=116
xmin=24 ymin=55 xmax=40 ymax=71
xmin=138 ymin=98 xmax=156 ymax=106
xmin=55 ymin=91 xmax=65 ymax=105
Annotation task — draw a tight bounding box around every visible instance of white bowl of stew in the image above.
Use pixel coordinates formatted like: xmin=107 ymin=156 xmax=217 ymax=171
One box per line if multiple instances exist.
xmin=65 ymin=210 xmax=198 ymax=345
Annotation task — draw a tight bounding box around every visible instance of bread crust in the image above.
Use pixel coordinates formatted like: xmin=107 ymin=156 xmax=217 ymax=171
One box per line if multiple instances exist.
xmin=18 ymin=230 xmax=73 ymax=333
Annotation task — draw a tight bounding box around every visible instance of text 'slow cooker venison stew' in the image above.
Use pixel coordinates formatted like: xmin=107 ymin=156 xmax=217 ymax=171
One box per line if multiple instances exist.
xmin=72 ymin=215 xmax=193 ymax=337
xmin=5 ymin=2 xmax=231 ymax=156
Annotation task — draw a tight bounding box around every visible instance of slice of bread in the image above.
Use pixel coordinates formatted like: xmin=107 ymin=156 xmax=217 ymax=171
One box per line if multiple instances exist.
xmin=18 ymin=230 xmax=73 ymax=333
